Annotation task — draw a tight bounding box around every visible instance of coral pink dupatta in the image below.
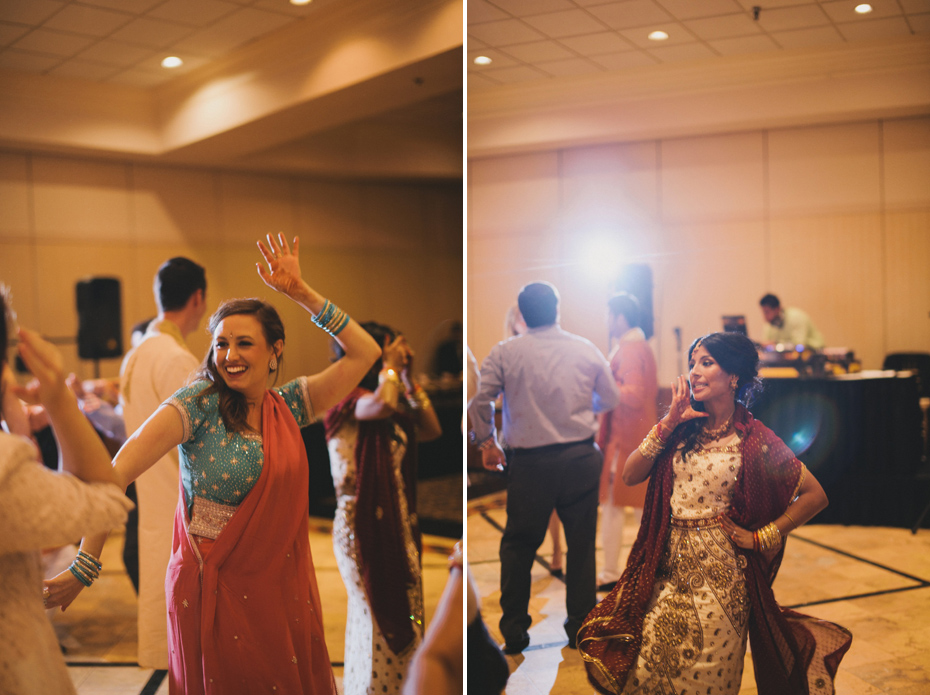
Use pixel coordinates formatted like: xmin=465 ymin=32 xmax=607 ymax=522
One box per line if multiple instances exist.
xmin=165 ymin=389 xmax=336 ymax=695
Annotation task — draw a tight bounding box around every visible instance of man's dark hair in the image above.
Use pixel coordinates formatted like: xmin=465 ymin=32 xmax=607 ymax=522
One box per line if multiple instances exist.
xmin=607 ymin=292 xmax=641 ymax=329
xmin=155 ymin=257 xmax=206 ymax=312
xmin=759 ymin=294 xmax=781 ymax=309
xmin=517 ymin=282 xmax=559 ymax=328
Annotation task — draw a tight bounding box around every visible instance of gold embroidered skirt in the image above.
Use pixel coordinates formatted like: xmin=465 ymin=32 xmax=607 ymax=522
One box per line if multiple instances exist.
xmin=623 ymin=519 xmax=750 ymax=695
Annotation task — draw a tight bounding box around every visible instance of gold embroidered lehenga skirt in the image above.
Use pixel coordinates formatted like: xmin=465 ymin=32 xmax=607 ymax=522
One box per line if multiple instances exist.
xmin=623 ymin=518 xmax=750 ymax=695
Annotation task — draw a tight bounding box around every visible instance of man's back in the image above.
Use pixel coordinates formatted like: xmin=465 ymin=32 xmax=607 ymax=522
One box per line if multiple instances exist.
xmin=121 ymin=328 xmax=197 ymax=432
xmin=471 ymin=324 xmax=619 ymax=449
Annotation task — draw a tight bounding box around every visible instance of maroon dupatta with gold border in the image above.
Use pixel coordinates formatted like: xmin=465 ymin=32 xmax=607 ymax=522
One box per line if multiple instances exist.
xmin=324 ymin=387 xmax=422 ymax=656
xmin=579 ymin=405 xmax=852 ymax=695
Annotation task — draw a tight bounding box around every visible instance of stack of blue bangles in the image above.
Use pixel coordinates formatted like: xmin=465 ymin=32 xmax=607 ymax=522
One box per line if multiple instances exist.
xmin=69 ymin=549 xmax=102 ymax=587
xmin=312 ymin=299 xmax=350 ymax=337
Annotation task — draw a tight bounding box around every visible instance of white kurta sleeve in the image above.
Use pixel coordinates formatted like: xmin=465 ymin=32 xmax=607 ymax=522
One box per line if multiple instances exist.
xmin=0 ymin=436 xmax=133 ymax=555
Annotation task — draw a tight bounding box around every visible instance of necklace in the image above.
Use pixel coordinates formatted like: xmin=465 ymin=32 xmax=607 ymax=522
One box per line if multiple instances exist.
xmin=697 ymin=413 xmax=734 ymax=444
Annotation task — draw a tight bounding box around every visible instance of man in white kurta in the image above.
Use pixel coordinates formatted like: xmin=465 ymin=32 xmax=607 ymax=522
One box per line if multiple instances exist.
xmin=119 ymin=257 xmax=206 ymax=669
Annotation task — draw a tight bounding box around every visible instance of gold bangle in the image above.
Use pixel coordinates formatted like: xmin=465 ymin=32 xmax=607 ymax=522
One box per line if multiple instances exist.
xmin=758 ymin=522 xmax=782 ymax=552
xmin=406 ymin=386 xmax=432 ymax=410
xmin=783 ymin=510 xmax=797 ymax=531
xmin=638 ymin=426 xmax=666 ymax=461
xmin=378 ymin=368 xmax=403 ymax=391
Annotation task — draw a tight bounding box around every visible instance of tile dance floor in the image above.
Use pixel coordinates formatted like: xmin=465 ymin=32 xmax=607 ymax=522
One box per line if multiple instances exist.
xmin=468 ymin=492 xmax=930 ymax=695
xmin=58 ymin=519 xmax=456 ymax=695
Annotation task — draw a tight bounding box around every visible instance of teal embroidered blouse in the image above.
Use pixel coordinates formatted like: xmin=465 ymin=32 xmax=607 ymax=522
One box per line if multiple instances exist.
xmin=166 ymin=378 xmax=316 ymax=514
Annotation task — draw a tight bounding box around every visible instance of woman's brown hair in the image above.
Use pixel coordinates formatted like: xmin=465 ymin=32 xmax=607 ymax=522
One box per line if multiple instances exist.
xmin=193 ymin=298 xmax=285 ymax=434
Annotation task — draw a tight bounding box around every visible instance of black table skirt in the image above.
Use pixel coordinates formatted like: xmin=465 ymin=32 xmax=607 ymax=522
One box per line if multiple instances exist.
xmin=751 ymin=374 xmax=925 ymax=527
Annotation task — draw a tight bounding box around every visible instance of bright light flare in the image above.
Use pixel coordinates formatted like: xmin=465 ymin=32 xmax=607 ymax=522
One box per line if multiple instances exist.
xmin=473 ymin=56 xmax=492 ymax=66
xmin=161 ymin=56 xmax=183 ymax=69
xmin=577 ymin=233 xmax=627 ymax=282
xmin=648 ymin=31 xmax=669 ymax=41
xmin=854 ymin=4 xmax=872 ymax=14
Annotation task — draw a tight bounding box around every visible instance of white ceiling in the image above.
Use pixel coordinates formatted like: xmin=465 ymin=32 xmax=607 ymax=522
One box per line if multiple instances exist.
xmin=0 ymin=0 xmax=327 ymax=88
xmin=0 ymin=0 xmax=463 ymax=181
xmin=468 ymin=0 xmax=930 ymax=88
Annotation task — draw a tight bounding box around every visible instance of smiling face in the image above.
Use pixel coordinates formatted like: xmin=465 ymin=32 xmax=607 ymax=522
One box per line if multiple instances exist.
xmin=688 ymin=343 xmax=734 ymax=405
xmin=212 ymin=314 xmax=279 ymax=400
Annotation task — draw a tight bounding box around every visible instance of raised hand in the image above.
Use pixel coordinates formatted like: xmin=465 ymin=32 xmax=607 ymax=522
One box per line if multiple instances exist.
xmin=400 ymin=340 xmax=416 ymax=388
xmin=256 ymin=233 xmax=304 ymax=298
xmin=15 ymin=328 xmax=70 ymax=410
xmin=663 ymin=375 xmax=708 ymax=430
xmin=382 ymin=335 xmax=407 ymax=373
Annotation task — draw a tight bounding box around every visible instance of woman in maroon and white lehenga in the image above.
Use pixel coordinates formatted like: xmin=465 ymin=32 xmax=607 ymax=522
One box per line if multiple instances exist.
xmin=579 ymin=331 xmax=852 ymax=695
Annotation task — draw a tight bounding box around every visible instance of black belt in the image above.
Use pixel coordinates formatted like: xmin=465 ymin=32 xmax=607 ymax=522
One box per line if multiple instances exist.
xmin=511 ymin=436 xmax=595 ymax=456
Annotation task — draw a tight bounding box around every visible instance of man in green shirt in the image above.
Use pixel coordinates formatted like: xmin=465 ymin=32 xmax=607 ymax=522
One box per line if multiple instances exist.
xmin=759 ymin=294 xmax=825 ymax=350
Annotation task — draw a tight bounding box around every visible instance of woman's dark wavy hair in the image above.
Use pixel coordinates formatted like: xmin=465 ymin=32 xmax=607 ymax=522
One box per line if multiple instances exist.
xmin=193 ymin=298 xmax=285 ymax=435
xmin=331 ymin=321 xmax=396 ymax=392
xmin=678 ymin=331 xmax=764 ymax=459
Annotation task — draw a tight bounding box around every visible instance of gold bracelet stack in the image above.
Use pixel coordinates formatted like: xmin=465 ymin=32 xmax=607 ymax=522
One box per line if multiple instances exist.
xmin=378 ymin=368 xmax=404 ymax=391
xmin=753 ymin=522 xmax=782 ymax=553
xmin=637 ymin=424 xmax=668 ymax=461
xmin=406 ymin=385 xmax=432 ymax=410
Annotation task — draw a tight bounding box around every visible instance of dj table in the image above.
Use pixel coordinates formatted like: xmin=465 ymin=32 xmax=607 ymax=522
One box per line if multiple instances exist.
xmin=750 ymin=371 xmax=925 ymax=527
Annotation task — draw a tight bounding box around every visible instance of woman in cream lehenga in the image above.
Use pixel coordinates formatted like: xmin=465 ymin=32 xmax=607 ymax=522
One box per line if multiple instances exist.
xmin=324 ymin=321 xmax=442 ymax=695
xmin=579 ymin=331 xmax=852 ymax=695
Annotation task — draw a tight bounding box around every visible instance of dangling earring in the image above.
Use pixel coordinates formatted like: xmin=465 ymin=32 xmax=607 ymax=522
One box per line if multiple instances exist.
xmin=269 ymin=354 xmax=278 ymax=372
xmin=730 ymin=377 xmax=738 ymax=394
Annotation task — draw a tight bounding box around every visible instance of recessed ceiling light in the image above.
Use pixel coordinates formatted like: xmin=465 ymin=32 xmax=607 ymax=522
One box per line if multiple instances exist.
xmin=473 ymin=56 xmax=492 ymax=66
xmin=648 ymin=30 xmax=669 ymax=41
xmin=290 ymin=0 xmax=312 ymax=5
xmin=854 ymin=4 xmax=872 ymax=13
xmin=161 ymin=56 xmax=183 ymax=69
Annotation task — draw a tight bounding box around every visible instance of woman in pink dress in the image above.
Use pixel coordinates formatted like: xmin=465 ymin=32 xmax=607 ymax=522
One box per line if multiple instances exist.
xmin=45 ymin=234 xmax=381 ymax=695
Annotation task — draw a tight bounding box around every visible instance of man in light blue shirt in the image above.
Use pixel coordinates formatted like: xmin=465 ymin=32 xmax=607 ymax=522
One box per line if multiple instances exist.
xmin=469 ymin=282 xmax=620 ymax=653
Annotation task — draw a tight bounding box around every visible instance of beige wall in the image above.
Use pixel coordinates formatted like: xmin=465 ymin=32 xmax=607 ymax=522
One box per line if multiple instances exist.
xmin=468 ymin=116 xmax=930 ymax=381
xmin=0 ymin=150 xmax=463 ymax=384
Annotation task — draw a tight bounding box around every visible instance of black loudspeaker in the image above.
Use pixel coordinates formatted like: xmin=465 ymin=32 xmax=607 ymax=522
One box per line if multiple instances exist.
xmin=76 ymin=277 xmax=123 ymax=360
xmin=612 ymin=264 xmax=654 ymax=340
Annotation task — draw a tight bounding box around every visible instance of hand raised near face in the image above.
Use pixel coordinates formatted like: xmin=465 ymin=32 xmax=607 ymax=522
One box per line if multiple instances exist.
xmin=664 ymin=375 xmax=709 ymax=430
xmin=382 ymin=335 xmax=407 ymax=373
xmin=256 ymin=233 xmax=303 ymax=297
